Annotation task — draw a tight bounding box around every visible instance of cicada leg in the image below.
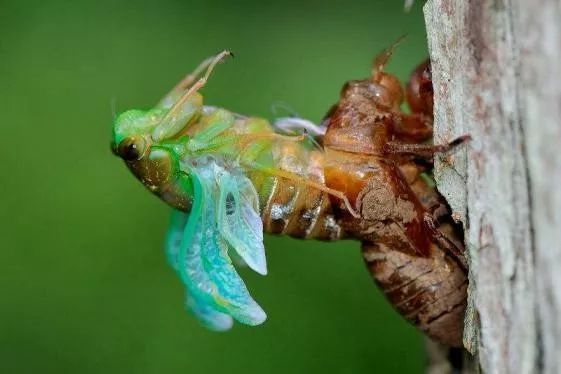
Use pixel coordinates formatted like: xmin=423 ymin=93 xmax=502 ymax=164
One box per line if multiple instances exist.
xmin=151 ymin=51 xmax=232 ymax=142
xmin=386 ymin=58 xmax=471 ymax=161
xmin=158 ymin=56 xmax=214 ymax=108
xmin=162 ymin=50 xmax=232 ymax=121
xmin=323 ymin=134 xmax=470 ymax=162
xmin=384 ymin=135 xmax=471 ymax=161
xmin=423 ymin=213 xmax=467 ymax=271
xmin=158 ymin=51 xmax=232 ymax=108
xmin=391 ymin=112 xmax=434 ymax=142
xmin=371 ymin=35 xmax=406 ymax=81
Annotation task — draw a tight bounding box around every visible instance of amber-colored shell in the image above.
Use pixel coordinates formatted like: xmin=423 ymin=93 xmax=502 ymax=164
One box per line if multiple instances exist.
xmin=322 ymin=57 xmax=467 ymax=347
xmin=406 ymin=59 xmax=434 ymax=117
xmin=361 ymin=168 xmax=467 ymax=347
xmin=362 ymin=236 xmax=466 ymax=347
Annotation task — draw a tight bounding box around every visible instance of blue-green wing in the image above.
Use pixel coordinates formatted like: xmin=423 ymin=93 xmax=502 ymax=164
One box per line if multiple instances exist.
xmin=164 ymin=209 xmax=187 ymax=271
xmin=164 ymin=209 xmax=233 ymax=331
xmin=166 ymin=162 xmax=266 ymax=328
xmin=196 ymin=164 xmax=266 ymax=325
xmin=184 ymin=290 xmax=233 ymax=332
xmin=216 ymin=170 xmax=267 ymax=275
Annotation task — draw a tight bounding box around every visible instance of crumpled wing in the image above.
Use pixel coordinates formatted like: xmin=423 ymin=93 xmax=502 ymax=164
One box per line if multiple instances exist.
xmin=185 ymin=290 xmax=233 ymax=332
xmin=164 ymin=209 xmax=233 ymax=331
xmin=194 ymin=166 xmax=266 ymax=325
xmin=216 ymin=169 xmax=267 ymax=275
xmin=164 ymin=209 xmax=187 ymax=271
xmin=165 ymin=163 xmax=266 ymax=328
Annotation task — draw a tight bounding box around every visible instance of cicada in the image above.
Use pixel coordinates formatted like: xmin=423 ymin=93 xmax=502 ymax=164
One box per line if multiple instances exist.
xmin=111 ymin=52 xmax=355 ymax=331
xmin=112 ymin=48 xmax=468 ymax=346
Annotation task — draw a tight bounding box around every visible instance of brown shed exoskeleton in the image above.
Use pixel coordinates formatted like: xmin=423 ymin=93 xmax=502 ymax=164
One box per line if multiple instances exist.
xmin=320 ymin=47 xmax=469 ymax=347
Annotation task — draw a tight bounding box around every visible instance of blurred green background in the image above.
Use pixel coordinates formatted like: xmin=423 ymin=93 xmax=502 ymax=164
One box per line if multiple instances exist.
xmin=0 ymin=0 xmax=429 ymax=372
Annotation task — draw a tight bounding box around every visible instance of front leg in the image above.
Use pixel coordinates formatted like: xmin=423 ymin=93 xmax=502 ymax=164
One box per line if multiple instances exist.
xmin=151 ymin=51 xmax=232 ymax=142
xmin=423 ymin=213 xmax=467 ymax=271
xmin=384 ymin=135 xmax=471 ymax=161
xmin=392 ymin=112 xmax=434 ymax=142
xmin=158 ymin=51 xmax=232 ymax=108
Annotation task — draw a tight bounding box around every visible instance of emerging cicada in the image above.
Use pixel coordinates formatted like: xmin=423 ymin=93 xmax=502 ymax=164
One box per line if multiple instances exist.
xmin=111 ymin=52 xmax=354 ymax=330
xmin=112 ymin=48 xmax=468 ymax=346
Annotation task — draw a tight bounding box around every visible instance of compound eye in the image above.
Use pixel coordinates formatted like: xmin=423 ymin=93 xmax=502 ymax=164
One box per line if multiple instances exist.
xmin=116 ymin=137 xmax=146 ymax=161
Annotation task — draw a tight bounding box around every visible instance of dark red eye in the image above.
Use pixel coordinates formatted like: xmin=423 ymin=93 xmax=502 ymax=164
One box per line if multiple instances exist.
xmin=116 ymin=137 xmax=145 ymax=161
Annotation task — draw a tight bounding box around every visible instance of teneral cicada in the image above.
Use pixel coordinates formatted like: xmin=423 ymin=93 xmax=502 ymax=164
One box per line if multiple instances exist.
xmin=112 ymin=48 xmax=468 ymax=346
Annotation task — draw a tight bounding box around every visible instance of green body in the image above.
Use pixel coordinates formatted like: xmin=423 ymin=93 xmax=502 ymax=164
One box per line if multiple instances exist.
xmin=113 ymin=91 xmax=277 ymax=213
xmin=112 ymin=73 xmax=291 ymax=330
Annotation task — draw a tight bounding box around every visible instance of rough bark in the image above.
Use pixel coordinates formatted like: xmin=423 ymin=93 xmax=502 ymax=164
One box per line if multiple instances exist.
xmin=424 ymin=0 xmax=561 ymax=373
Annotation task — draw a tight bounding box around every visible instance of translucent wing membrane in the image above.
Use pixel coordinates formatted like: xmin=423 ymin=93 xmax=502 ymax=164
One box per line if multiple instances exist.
xmin=273 ymin=117 xmax=326 ymax=137
xmin=185 ymin=291 xmax=233 ymax=331
xmin=164 ymin=209 xmax=187 ymax=271
xmin=217 ymin=169 xmax=267 ymax=275
xmin=164 ymin=158 xmax=266 ymax=330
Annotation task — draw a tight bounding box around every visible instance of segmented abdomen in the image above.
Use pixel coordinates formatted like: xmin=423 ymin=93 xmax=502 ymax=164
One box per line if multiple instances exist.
xmin=362 ymin=231 xmax=467 ymax=347
xmin=258 ymin=140 xmax=342 ymax=241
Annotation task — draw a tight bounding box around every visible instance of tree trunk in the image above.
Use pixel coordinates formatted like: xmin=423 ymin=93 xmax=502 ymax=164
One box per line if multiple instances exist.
xmin=423 ymin=0 xmax=561 ymax=373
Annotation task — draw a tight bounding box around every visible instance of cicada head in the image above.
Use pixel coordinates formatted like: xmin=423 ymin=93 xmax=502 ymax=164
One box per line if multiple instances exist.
xmin=111 ymin=108 xmax=195 ymax=212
